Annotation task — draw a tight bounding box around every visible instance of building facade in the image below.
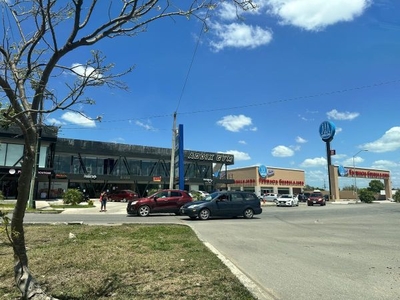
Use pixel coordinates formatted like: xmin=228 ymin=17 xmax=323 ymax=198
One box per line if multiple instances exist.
xmin=0 ymin=127 xmax=234 ymax=199
xmin=226 ymin=165 xmax=305 ymax=197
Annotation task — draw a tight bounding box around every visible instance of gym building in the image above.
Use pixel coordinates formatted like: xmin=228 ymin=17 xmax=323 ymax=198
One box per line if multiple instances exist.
xmin=226 ymin=165 xmax=305 ymax=197
xmin=0 ymin=126 xmax=234 ymax=199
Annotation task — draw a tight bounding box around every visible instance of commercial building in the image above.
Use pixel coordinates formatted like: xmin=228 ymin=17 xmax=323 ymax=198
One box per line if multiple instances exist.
xmin=226 ymin=165 xmax=305 ymax=197
xmin=0 ymin=127 xmax=234 ymax=199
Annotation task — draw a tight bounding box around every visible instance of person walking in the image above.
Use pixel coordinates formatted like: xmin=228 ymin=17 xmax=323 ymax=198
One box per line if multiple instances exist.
xmin=100 ymin=191 xmax=108 ymax=212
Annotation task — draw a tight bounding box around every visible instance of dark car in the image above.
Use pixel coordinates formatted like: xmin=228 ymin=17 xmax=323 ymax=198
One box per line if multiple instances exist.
xmin=126 ymin=189 xmax=192 ymax=217
xmin=179 ymin=191 xmax=262 ymax=220
xmin=307 ymin=192 xmax=326 ymax=206
xmin=108 ymin=189 xmax=138 ymax=202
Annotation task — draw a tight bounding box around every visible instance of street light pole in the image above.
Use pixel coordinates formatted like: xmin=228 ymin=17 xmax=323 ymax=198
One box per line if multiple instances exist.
xmin=352 ymin=149 xmax=368 ymax=199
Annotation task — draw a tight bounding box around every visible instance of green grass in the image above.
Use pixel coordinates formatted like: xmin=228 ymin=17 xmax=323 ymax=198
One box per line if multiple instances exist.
xmin=0 ymin=224 xmax=255 ymax=300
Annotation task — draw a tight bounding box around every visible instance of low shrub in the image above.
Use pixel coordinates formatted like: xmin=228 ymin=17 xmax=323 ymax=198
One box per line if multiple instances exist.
xmin=358 ymin=188 xmax=375 ymax=203
xmin=393 ymin=191 xmax=400 ymax=203
xmin=62 ymin=189 xmax=84 ymax=205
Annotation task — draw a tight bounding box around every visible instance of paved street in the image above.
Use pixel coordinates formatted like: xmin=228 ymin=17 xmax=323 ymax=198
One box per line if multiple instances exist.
xmin=20 ymin=201 xmax=400 ymax=300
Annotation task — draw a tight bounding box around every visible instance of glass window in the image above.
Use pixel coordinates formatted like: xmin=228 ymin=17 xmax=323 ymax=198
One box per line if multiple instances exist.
xmin=243 ymin=193 xmax=258 ymax=201
xmin=54 ymin=154 xmax=71 ymax=173
xmin=231 ymin=193 xmax=244 ymax=202
xmin=171 ymin=191 xmax=181 ymax=197
xmin=0 ymin=143 xmax=6 ymax=166
xmin=5 ymin=144 xmax=23 ymax=167
xmin=39 ymin=146 xmax=48 ymax=168
xmin=83 ymin=156 xmax=98 ymax=174
xmin=72 ymin=157 xmax=82 ymax=174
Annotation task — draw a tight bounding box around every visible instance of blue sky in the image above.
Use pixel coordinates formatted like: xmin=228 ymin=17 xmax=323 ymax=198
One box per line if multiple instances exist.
xmin=44 ymin=0 xmax=400 ymax=189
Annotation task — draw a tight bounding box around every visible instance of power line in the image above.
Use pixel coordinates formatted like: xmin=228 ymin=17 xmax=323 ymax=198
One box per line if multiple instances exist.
xmin=58 ymin=78 xmax=400 ymax=131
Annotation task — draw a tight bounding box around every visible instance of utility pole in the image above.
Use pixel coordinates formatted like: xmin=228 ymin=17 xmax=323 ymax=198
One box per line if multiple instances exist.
xmin=28 ymin=98 xmax=44 ymax=209
xmin=169 ymin=112 xmax=177 ymax=189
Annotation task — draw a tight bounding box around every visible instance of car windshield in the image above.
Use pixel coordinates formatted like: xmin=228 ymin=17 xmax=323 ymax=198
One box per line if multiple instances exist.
xmin=310 ymin=193 xmax=322 ymax=197
xmin=203 ymin=192 xmax=221 ymax=201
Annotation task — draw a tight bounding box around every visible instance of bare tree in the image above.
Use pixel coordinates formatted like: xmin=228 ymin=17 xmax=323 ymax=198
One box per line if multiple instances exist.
xmin=0 ymin=0 xmax=254 ymax=298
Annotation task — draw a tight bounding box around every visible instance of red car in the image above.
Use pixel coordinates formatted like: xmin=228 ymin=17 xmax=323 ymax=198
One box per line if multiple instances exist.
xmin=126 ymin=189 xmax=193 ymax=217
xmin=307 ymin=192 xmax=326 ymax=206
xmin=108 ymin=189 xmax=138 ymax=202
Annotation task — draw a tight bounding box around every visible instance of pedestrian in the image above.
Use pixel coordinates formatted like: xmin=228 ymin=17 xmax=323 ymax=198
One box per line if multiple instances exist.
xmin=100 ymin=191 xmax=108 ymax=212
xmin=262 ymin=193 xmax=267 ymax=204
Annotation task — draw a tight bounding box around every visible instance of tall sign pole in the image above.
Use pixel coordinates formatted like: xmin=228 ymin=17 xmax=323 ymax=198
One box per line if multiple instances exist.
xmin=178 ymin=124 xmax=184 ymax=190
xmin=319 ymin=121 xmax=336 ymax=200
xmin=169 ymin=112 xmax=177 ymax=189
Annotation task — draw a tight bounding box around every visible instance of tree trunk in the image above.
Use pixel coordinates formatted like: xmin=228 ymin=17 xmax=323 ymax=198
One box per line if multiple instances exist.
xmin=10 ymin=128 xmax=59 ymax=300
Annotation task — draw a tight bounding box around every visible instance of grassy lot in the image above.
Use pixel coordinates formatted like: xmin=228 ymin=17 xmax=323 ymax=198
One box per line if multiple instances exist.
xmin=0 ymin=224 xmax=255 ymax=300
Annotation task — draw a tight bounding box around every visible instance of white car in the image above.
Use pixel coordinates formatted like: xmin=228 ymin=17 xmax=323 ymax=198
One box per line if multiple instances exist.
xmin=262 ymin=193 xmax=279 ymax=202
xmin=276 ymin=194 xmax=299 ymax=207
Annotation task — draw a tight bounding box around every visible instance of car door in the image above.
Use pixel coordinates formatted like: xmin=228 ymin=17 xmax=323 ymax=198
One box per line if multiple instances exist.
xmin=230 ymin=192 xmax=245 ymax=216
xmin=153 ymin=190 xmax=170 ymax=212
xmin=214 ymin=193 xmax=232 ymax=217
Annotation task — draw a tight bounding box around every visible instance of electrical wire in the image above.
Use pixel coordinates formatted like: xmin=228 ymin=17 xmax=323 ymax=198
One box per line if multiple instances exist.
xmin=58 ymin=78 xmax=400 ymax=131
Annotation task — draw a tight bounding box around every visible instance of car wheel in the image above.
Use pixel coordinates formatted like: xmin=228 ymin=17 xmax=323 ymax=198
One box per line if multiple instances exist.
xmin=199 ymin=208 xmax=210 ymax=220
xmin=138 ymin=205 xmax=150 ymax=217
xmin=243 ymin=208 xmax=254 ymax=219
xmin=307 ymin=202 xmax=312 ymax=206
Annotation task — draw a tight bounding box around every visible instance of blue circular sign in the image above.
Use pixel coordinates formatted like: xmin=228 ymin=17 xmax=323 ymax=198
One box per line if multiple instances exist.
xmin=258 ymin=165 xmax=267 ymax=178
xmin=319 ymin=121 xmax=336 ymax=142
xmin=338 ymin=165 xmax=348 ymax=177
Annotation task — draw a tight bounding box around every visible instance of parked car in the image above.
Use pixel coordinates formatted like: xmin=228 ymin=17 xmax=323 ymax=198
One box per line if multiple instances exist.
xmin=180 ymin=191 xmax=262 ymax=220
xmin=307 ymin=192 xmax=326 ymax=206
xmin=126 ymin=189 xmax=192 ymax=216
xmin=262 ymin=193 xmax=280 ymax=202
xmin=108 ymin=189 xmax=138 ymax=202
xmin=190 ymin=190 xmax=209 ymax=200
xmin=276 ymin=194 xmax=299 ymax=207
xmin=298 ymin=193 xmax=307 ymax=202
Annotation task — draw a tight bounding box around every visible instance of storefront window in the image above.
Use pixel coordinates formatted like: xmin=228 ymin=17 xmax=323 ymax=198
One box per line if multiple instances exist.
xmin=128 ymin=159 xmax=141 ymax=175
xmin=54 ymin=154 xmax=71 ymax=173
xmin=277 ymin=188 xmax=290 ymax=195
xmin=83 ymin=156 xmax=98 ymax=174
xmin=72 ymin=156 xmax=83 ymax=174
xmin=141 ymin=160 xmax=158 ymax=176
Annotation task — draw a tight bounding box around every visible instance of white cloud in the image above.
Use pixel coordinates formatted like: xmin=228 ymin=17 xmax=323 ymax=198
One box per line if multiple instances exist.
xmin=296 ymin=136 xmax=307 ymax=143
xmin=223 ymin=150 xmax=251 ymax=161
xmin=61 ymin=112 xmax=96 ymax=127
xmin=217 ymin=114 xmax=253 ymax=132
xmin=266 ymin=0 xmax=372 ymax=31
xmin=45 ymin=118 xmax=65 ymax=126
xmin=342 ymin=156 xmax=365 ymax=167
xmin=271 ymin=145 xmax=294 ymax=157
xmin=336 ymin=127 xmax=343 ymax=134
xmin=300 ymin=157 xmax=327 ymax=167
xmin=135 ymin=120 xmax=156 ymax=131
xmin=71 ymin=63 xmax=103 ymax=81
xmin=360 ymin=127 xmax=400 ymax=153
xmin=371 ymin=160 xmax=399 ymax=170
xmin=239 ymin=140 xmax=247 ymax=145
xmin=210 ymin=22 xmax=273 ymax=52
xmin=327 ymin=109 xmax=359 ymax=120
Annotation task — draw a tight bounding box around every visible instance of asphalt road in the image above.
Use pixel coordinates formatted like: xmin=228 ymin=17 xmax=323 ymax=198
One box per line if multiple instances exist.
xmin=21 ymin=201 xmax=400 ymax=300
